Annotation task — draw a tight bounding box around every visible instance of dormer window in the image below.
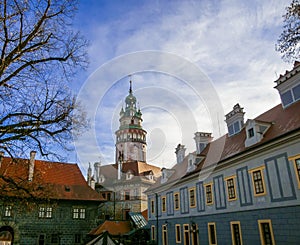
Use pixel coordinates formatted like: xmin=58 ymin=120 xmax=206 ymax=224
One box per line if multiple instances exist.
xmin=280 ymin=84 xmax=300 ymax=107
xmin=126 ymin=171 xmax=133 ymax=180
xmin=187 ymin=153 xmax=197 ymax=173
xmin=248 ymin=128 xmax=254 ymax=138
xmin=147 ymin=171 xmax=154 ymax=180
xmin=161 ymin=168 xmax=175 ymax=184
xmin=228 ymin=120 xmax=243 ymax=136
xmin=225 ymin=104 xmax=245 ymax=137
xmin=99 ymin=174 xmax=105 ymax=183
xmin=245 ymin=119 xmax=271 ymax=147
xmin=274 ymin=61 xmax=300 ymax=108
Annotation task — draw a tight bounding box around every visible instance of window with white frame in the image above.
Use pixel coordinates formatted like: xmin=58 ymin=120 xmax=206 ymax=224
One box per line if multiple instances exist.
xmin=73 ymin=208 xmax=86 ymax=219
xmin=39 ymin=206 xmax=52 ymax=218
xmin=4 ymin=205 xmax=12 ymax=217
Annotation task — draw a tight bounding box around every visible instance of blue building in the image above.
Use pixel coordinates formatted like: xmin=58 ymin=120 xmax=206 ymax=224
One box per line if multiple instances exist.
xmin=146 ymin=62 xmax=300 ymax=245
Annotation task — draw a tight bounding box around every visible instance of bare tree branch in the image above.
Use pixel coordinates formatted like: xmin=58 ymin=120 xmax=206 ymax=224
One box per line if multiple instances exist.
xmin=276 ymin=0 xmax=300 ymax=62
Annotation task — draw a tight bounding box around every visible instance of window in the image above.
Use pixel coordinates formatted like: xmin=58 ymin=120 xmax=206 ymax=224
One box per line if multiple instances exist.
xmin=281 ymin=90 xmax=293 ymax=107
xmin=151 ymin=225 xmax=156 ymax=241
xmin=248 ymin=128 xmax=254 ymax=138
xmin=74 ymin=234 xmax=81 ymax=244
xmin=290 ymin=156 xmax=300 ymax=188
xmin=125 ymin=191 xmax=130 ymax=200
xmin=230 ymin=221 xmax=243 ymax=245
xmin=249 ymin=168 xmax=266 ymax=196
xmin=183 ymin=224 xmax=190 ymax=245
xmin=228 ymin=121 xmax=242 ymax=136
xmin=162 ymin=196 xmax=166 ymax=212
xmin=205 ymin=183 xmax=213 ymax=205
xmin=191 ymin=223 xmax=199 ymax=245
xmin=162 ymin=225 xmax=168 ymax=245
xmin=174 ymin=193 xmax=180 ymax=210
xmin=189 ymin=188 xmax=196 ymax=208
xmin=51 ymin=234 xmax=59 ymax=244
xmin=151 ymin=199 xmax=155 ymax=214
xmin=4 ymin=205 xmax=12 ymax=217
xmin=38 ymin=234 xmax=45 ymax=245
xmin=175 ymin=224 xmax=181 ymax=243
xmin=258 ymin=220 xmax=275 ymax=245
xmin=296 ymin=158 xmax=300 ymax=185
xmin=228 ymin=124 xmax=234 ymax=136
xmin=233 ymin=121 xmax=240 ymax=133
xmin=225 ymin=177 xmax=237 ymax=201
xmin=208 ymin=222 xmax=217 ymax=245
xmin=39 ymin=206 xmax=52 ymax=218
xmin=293 ymin=83 xmax=300 ymax=101
xmin=73 ymin=208 xmax=86 ymax=219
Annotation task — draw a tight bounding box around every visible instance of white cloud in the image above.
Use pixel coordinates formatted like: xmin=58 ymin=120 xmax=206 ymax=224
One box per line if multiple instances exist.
xmin=73 ymin=0 xmax=293 ymax=174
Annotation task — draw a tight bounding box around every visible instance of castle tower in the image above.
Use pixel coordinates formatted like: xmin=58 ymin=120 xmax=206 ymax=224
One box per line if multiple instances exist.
xmin=115 ymin=80 xmax=147 ymax=163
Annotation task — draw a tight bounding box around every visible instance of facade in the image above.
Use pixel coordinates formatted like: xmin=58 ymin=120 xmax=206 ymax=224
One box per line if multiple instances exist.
xmin=146 ymin=62 xmax=300 ymax=245
xmin=0 ymin=152 xmax=102 ymax=245
xmin=87 ymin=81 xmax=161 ymax=220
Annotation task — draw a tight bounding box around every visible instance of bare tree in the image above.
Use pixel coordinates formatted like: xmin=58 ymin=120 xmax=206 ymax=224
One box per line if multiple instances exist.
xmin=0 ymin=0 xmax=88 ymax=159
xmin=276 ymin=0 xmax=300 ymax=62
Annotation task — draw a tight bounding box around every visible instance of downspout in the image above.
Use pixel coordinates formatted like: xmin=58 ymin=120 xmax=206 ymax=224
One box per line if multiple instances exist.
xmin=156 ymin=193 xmax=158 ymax=244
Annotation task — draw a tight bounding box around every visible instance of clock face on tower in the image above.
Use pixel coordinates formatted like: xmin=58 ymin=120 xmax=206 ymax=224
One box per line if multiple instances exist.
xmin=115 ymin=81 xmax=147 ymax=163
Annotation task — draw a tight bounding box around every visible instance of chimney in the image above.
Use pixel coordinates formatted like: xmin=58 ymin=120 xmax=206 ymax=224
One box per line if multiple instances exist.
xmin=0 ymin=151 xmax=4 ymax=169
xmin=194 ymin=132 xmax=213 ymax=154
xmin=90 ymin=178 xmax=95 ymax=190
xmin=225 ymin=103 xmax=245 ymax=136
xmin=175 ymin=144 xmax=186 ymax=164
xmin=28 ymin=151 xmax=36 ymax=181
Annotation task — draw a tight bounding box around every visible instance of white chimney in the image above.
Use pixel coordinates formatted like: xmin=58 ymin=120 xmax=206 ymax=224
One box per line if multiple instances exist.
xmin=175 ymin=144 xmax=186 ymax=164
xmin=194 ymin=132 xmax=213 ymax=154
xmin=90 ymin=178 xmax=95 ymax=190
xmin=28 ymin=151 xmax=36 ymax=181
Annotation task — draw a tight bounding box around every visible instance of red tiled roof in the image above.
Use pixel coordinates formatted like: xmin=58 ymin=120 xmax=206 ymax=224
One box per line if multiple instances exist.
xmin=195 ymin=100 xmax=300 ymax=172
xmin=89 ymin=221 xmax=131 ymax=236
xmin=0 ymin=157 xmax=101 ymax=201
xmin=147 ymin=100 xmax=300 ymax=190
xmin=118 ymin=161 xmax=161 ymax=177
xmin=141 ymin=209 xmax=148 ymax=221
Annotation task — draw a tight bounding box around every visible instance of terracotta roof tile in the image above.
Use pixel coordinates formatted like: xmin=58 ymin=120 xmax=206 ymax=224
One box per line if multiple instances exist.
xmin=89 ymin=221 xmax=131 ymax=236
xmin=0 ymin=157 xmax=101 ymax=201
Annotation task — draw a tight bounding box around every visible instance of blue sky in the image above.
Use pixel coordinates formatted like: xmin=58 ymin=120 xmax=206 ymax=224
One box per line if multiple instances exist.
xmin=70 ymin=0 xmax=293 ymax=175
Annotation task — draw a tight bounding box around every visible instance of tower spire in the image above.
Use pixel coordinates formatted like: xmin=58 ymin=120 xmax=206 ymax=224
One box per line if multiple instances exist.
xmin=129 ymin=77 xmax=132 ymax=94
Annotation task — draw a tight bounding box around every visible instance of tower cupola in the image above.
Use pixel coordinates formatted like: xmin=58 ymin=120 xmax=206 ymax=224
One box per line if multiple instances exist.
xmin=115 ymin=80 xmax=147 ymax=163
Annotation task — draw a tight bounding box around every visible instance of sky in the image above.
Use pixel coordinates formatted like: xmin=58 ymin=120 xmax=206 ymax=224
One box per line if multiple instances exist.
xmin=69 ymin=0 xmax=293 ymax=176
